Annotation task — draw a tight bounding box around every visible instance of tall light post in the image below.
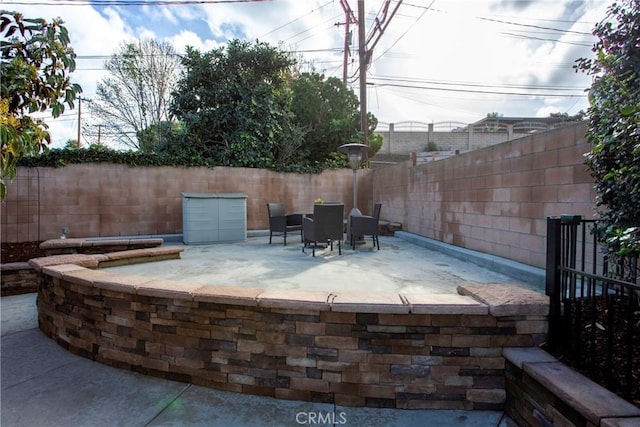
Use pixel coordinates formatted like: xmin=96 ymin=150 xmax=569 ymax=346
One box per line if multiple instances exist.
xmin=338 ymin=143 xmax=371 ymax=218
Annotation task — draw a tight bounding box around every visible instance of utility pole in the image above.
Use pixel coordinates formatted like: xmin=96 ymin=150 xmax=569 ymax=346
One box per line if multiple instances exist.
xmin=358 ymin=0 xmax=368 ymax=148
xmin=355 ymin=0 xmax=403 ymax=149
xmin=77 ymin=97 xmax=82 ymax=148
xmin=77 ymin=97 xmax=91 ymax=148
xmin=338 ymin=0 xmax=357 ymax=85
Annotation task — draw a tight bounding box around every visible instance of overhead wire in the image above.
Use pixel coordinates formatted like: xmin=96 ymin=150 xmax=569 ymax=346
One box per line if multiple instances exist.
xmin=356 ymin=0 xmax=597 ymax=104
xmin=477 ymin=16 xmax=592 ymax=35
xmin=4 ymin=0 xmax=271 ymax=5
xmin=372 ymin=75 xmax=587 ymax=91
xmin=371 ymin=0 xmax=434 ymax=64
xmin=500 ymin=32 xmax=592 ymax=47
xmin=258 ymin=0 xmax=333 ymax=39
xmin=11 ymin=0 xmax=596 ymax=125
xmin=368 ymin=81 xmax=586 ymax=98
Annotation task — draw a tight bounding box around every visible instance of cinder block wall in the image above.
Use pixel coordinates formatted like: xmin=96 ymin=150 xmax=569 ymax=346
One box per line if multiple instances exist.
xmin=370 ymin=122 xmax=595 ymax=268
xmin=2 ymin=122 xmax=595 ymax=270
xmin=1 ymin=166 xmax=373 ymax=243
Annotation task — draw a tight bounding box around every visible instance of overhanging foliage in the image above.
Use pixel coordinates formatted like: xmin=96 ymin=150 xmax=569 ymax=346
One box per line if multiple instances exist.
xmin=576 ymin=0 xmax=640 ymax=256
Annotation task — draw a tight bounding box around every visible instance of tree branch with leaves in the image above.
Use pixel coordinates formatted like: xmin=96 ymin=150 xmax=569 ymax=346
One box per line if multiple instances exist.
xmin=0 ymin=11 xmax=82 ymax=199
xmin=87 ymin=38 xmax=180 ymax=151
xmin=576 ymin=0 xmax=640 ymax=256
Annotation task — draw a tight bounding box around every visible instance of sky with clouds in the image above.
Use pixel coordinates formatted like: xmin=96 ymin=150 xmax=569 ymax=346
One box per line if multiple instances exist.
xmin=4 ymin=0 xmax=611 ymax=147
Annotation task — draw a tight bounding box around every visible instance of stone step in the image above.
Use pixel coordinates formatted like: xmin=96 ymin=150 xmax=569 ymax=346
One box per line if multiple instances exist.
xmin=40 ymin=238 xmax=164 ymax=256
xmin=96 ymin=246 xmax=184 ymax=268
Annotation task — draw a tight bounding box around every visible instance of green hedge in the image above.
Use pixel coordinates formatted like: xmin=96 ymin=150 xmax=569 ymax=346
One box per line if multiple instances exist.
xmin=18 ymin=145 xmax=347 ymax=174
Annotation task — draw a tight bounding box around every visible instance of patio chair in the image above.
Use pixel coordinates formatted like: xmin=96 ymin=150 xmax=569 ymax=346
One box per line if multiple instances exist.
xmin=266 ymin=203 xmax=303 ymax=246
xmin=302 ymin=203 xmax=345 ymax=256
xmin=349 ymin=203 xmax=382 ymax=250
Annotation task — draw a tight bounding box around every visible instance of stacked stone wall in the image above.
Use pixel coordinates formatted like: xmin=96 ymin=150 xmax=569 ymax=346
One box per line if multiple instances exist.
xmin=504 ymin=348 xmax=640 ymax=426
xmin=36 ymin=264 xmax=548 ymax=410
xmin=0 ymin=263 xmax=37 ymax=295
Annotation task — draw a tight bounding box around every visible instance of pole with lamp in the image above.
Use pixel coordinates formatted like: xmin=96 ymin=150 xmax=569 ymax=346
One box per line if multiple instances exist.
xmin=338 ymin=143 xmax=371 ymax=241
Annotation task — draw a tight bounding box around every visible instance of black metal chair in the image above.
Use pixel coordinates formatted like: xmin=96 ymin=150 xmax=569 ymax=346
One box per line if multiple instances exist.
xmin=349 ymin=203 xmax=382 ymax=250
xmin=302 ymin=203 xmax=345 ymax=256
xmin=266 ymin=203 xmax=302 ymax=246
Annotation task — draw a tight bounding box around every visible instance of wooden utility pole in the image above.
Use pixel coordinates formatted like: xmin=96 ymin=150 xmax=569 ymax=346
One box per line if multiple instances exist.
xmin=356 ymin=0 xmax=403 ymax=149
xmin=358 ymin=0 xmax=368 ymax=147
xmin=77 ymin=97 xmax=91 ymax=148
xmin=338 ymin=0 xmax=356 ymax=85
xmin=77 ymin=97 xmax=82 ymax=148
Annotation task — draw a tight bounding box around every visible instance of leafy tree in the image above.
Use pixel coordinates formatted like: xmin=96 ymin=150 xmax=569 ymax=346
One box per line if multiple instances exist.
xmin=138 ymin=120 xmax=184 ymax=153
xmin=170 ymin=44 xmax=378 ymax=171
xmin=88 ymin=38 xmax=180 ymax=151
xmin=0 ymin=11 xmax=82 ymax=200
xmin=170 ymin=39 xmax=302 ymax=168
xmin=64 ymin=139 xmax=79 ymax=149
xmin=575 ymin=0 xmax=640 ymax=256
xmin=290 ymin=73 xmax=364 ymax=163
xmin=548 ymin=111 xmax=586 ymax=122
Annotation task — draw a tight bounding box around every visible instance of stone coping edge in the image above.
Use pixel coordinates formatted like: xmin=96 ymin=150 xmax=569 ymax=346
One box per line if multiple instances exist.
xmin=395 ymin=231 xmax=545 ymax=288
xmin=27 ymin=247 xmax=184 ymax=272
xmin=503 ymin=347 xmax=640 ymax=425
xmin=0 ymin=262 xmax=32 ymax=271
xmin=41 ymin=264 xmax=545 ymax=315
xmin=40 ymin=237 xmax=164 ymax=250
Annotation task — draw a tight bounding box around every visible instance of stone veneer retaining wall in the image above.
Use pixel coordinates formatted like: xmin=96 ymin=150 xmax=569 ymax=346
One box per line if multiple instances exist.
xmin=504 ymin=348 xmax=640 ymax=426
xmin=1 ymin=262 xmax=37 ymax=295
xmin=1 ymin=241 xmax=183 ymax=296
xmin=35 ymin=262 xmax=548 ymax=410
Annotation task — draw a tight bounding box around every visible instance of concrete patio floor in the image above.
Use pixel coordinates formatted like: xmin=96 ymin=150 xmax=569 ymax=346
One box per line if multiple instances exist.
xmin=104 ymin=231 xmax=544 ymax=295
xmin=1 ymin=232 xmax=536 ymax=426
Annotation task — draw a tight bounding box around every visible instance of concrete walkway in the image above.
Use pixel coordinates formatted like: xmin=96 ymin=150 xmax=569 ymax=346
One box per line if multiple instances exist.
xmin=1 ymin=234 xmax=530 ymax=426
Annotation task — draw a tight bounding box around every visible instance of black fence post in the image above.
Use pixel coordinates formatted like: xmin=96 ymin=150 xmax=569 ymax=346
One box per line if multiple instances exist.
xmin=546 ymin=217 xmax=562 ymax=350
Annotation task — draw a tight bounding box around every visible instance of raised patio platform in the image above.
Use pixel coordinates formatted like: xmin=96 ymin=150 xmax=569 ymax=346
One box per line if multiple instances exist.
xmin=35 ymin=261 xmax=549 ymax=410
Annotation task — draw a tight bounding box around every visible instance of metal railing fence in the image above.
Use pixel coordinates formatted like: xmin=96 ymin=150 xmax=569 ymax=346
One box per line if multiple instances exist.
xmin=545 ymin=216 xmax=639 ymax=403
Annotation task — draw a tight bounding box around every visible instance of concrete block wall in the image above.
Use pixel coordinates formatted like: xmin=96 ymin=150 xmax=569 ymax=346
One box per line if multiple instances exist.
xmin=371 ymin=122 xmax=595 ymax=268
xmin=2 ymin=122 xmax=595 ymax=271
xmin=1 ymin=166 xmax=373 ymax=243
xmin=377 ymin=128 xmax=526 ymax=155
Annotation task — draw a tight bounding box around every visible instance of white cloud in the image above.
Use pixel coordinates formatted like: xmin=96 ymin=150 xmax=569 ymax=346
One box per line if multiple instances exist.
xmin=169 ymin=30 xmax=221 ymax=53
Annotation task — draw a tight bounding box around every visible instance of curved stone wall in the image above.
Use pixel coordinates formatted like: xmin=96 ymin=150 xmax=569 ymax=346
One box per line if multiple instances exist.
xmin=36 ymin=263 xmax=548 ymax=410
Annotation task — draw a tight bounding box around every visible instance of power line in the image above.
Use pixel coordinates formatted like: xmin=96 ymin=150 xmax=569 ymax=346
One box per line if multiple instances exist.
xmin=4 ymin=0 xmax=271 ymax=5
xmin=258 ymin=0 xmax=333 ymax=39
xmin=368 ymin=80 xmax=587 ymax=98
xmin=371 ymin=0 xmax=434 ymax=64
xmin=372 ymin=75 xmax=587 ymax=91
xmin=478 ymin=16 xmax=592 ymax=36
xmin=500 ymin=32 xmax=592 ymax=47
